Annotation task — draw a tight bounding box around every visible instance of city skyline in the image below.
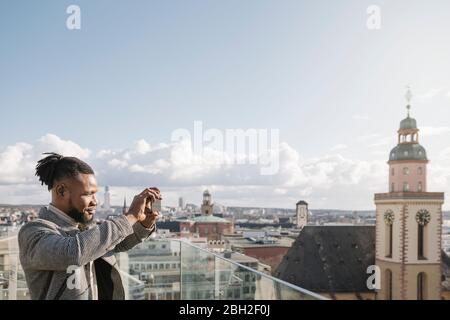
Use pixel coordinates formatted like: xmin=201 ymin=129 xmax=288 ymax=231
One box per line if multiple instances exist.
xmin=1 ymin=1 xmax=450 ymax=210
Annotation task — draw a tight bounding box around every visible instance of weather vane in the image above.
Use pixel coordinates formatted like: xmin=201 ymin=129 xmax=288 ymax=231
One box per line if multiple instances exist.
xmin=405 ymin=85 xmax=412 ymax=117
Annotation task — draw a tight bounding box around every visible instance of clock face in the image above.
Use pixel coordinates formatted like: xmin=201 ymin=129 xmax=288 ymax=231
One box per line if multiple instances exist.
xmin=416 ymin=209 xmax=431 ymax=226
xmin=384 ymin=210 xmax=395 ymax=225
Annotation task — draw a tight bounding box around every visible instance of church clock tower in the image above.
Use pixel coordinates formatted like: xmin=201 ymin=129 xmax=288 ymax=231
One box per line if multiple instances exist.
xmin=374 ymin=88 xmax=444 ymax=300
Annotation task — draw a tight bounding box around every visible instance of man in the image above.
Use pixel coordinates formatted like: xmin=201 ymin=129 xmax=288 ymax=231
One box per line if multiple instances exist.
xmin=18 ymin=152 xmax=162 ymax=300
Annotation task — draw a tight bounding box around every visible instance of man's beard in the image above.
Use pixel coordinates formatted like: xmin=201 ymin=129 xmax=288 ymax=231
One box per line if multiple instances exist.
xmin=67 ymin=206 xmax=94 ymax=225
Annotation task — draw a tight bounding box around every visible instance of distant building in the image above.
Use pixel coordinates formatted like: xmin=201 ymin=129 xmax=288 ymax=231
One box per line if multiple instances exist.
xmin=224 ymin=233 xmax=294 ymax=274
xmin=103 ymin=186 xmax=111 ymax=210
xmin=178 ymin=197 xmax=185 ymax=210
xmin=296 ymin=201 xmax=308 ymax=229
xmin=122 ymin=196 xmax=127 ymax=215
xmin=201 ymin=190 xmax=213 ymax=215
xmin=174 ymin=190 xmax=234 ymax=241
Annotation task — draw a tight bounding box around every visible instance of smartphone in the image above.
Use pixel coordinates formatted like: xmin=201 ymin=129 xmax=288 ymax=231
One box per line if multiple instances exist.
xmin=152 ymin=199 xmax=162 ymax=212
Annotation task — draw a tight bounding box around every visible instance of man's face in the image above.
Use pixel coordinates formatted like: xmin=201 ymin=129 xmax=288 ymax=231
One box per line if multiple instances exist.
xmin=65 ymin=174 xmax=98 ymax=225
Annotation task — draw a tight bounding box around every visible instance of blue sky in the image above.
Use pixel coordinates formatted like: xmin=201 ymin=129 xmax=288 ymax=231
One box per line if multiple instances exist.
xmin=1 ymin=0 xmax=450 ymax=209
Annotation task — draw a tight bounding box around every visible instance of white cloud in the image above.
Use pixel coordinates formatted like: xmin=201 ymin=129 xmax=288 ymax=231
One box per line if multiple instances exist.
xmin=0 ymin=143 xmax=34 ymax=184
xmin=108 ymin=158 xmax=128 ymax=169
xmin=133 ymin=139 xmax=151 ymax=155
xmin=37 ymin=134 xmax=91 ymax=159
xmin=6 ymin=133 xmax=450 ymax=210
xmin=330 ymin=144 xmax=347 ymax=151
xmin=0 ymin=134 xmax=90 ymax=184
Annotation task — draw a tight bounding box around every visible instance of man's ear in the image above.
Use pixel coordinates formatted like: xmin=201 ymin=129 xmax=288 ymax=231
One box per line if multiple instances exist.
xmin=55 ymin=183 xmax=67 ymax=198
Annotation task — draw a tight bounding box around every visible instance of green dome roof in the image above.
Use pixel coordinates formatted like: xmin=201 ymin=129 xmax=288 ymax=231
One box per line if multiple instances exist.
xmin=191 ymin=215 xmax=229 ymax=223
xmin=389 ymin=144 xmax=427 ymax=161
xmin=400 ymin=117 xmax=417 ymax=130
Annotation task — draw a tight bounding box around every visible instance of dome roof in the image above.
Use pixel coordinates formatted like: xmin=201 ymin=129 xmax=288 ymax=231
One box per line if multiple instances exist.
xmin=191 ymin=215 xmax=229 ymax=223
xmin=400 ymin=117 xmax=417 ymax=130
xmin=203 ymin=189 xmax=211 ymax=195
xmin=389 ymin=144 xmax=427 ymax=161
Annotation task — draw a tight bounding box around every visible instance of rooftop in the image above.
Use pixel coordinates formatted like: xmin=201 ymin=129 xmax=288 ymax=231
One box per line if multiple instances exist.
xmin=275 ymin=226 xmax=376 ymax=293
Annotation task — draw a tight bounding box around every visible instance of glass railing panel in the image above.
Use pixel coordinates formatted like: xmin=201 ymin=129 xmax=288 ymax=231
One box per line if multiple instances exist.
xmin=178 ymin=240 xmax=325 ymax=300
xmin=179 ymin=240 xmax=216 ymax=300
xmin=212 ymin=250 xmax=324 ymax=300
xmin=119 ymin=239 xmax=181 ymax=300
xmin=0 ymin=228 xmax=30 ymax=300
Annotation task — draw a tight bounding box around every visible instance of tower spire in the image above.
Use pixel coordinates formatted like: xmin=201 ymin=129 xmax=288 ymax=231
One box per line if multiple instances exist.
xmin=122 ymin=195 xmax=127 ymax=214
xmin=405 ymin=86 xmax=412 ymax=118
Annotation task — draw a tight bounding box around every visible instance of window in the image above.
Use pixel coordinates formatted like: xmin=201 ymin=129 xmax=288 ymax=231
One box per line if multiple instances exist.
xmin=403 ymin=182 xmax=409 ymax=192
xmin=417 ymin=167 xmax=423 ymax=175
xmin=386 ymin=223 xmax=393 ymax=258
xmin=391 ymin=168 xmax=395 ymax=176
xmin=391 ymin=183 xmax=395 ymax=192
xmin=418 ymin=182 xmax=423 ymax=192
xmin=418 ymin=224 xmax=425 ymax=259
xmin=403 ymin=167 xmax=409 ymax=175
xmin=385 ymin=269 xmax=393 ymax=300
xmin=417 ymin=273 xmax=426 ymax=300
xmin=416 ymin=210 xmax=430 ymax=259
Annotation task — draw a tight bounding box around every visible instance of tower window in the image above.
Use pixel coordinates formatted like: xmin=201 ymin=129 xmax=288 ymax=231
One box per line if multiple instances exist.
xmin=416 ymin=209 xmax=430 ymax=260
xmin=386 ymin=269 xmax=393 ymax=300
xmin=384 ymin=210 xmax=394 ymax=258
xmin=418 ymin=224 xmax=425 ymax=259
xmin=417 ymin=273 xmax=426 ymax=300
xmin=418 ymin=182 xmax=423 ymax=192
xmin=403 ymin=167 xmax=409 ymax=175
xmin=403 ymin=182 xmax=409 ymax=192
xmin=418 ymin=167 xmax=423 ymax=175
xmin=386 ymin=223 xmax=393 ymax=258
